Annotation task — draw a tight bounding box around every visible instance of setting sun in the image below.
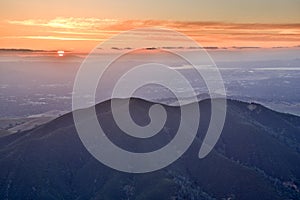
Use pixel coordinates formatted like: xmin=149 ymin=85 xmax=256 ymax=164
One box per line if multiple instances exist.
xmin=57 ymin=50 xmax=64 ymax=57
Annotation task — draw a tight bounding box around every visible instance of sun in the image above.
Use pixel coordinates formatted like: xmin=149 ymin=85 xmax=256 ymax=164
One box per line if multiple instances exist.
xmin=57 ymin=50 xmax=64 ymax=57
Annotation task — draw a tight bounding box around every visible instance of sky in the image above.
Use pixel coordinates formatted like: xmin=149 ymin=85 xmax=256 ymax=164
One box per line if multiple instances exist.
xmin=0 ymin=0 xmax=300 ymax=52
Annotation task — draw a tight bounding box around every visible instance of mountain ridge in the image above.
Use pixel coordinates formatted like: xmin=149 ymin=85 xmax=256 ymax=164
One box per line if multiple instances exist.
xmin=0 ymin=98 xmax=299 ymax=200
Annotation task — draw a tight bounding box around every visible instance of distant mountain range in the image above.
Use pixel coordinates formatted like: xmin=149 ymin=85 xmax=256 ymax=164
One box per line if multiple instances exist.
xmin=0 ymin=98 xmax=299 ymax=200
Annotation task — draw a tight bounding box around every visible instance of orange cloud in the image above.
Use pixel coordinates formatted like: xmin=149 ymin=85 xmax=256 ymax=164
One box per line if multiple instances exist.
xmin=7 ymin=17 xmax=119 ymax=29
xmin=1 ymin=17 xmax=300 ymax=52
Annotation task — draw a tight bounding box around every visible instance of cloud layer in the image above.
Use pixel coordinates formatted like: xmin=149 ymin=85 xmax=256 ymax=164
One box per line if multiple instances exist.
xmin=1 ymin=17 xmax=300 ymax=51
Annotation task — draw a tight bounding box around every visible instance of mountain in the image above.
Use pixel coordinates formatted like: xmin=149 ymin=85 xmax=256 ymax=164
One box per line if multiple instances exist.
xmin=0 ymin=98 xmax=299 ymax=200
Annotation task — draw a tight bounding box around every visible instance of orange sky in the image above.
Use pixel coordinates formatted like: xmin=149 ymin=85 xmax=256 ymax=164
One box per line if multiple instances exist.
xmin=1 ymin=1 xmax=300 ymax=53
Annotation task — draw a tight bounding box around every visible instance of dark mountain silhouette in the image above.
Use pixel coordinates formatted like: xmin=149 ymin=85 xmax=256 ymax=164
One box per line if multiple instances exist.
xmin=0 ymin=98 xmax=299 ymax=200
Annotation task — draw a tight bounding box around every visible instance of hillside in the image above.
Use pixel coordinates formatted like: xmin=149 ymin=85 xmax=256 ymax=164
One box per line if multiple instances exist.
xmin=0 ymin=98 xmax=299 ymax=200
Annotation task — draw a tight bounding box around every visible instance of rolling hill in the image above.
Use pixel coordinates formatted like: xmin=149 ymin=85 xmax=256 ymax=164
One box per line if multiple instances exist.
xmin=0 ymin=98 xmax=299 ymax=200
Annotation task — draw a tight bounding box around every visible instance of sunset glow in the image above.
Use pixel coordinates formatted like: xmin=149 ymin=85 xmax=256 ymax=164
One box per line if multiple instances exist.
xmin=57 ymin=50 xmax=64 ymax=57
xmin=0 ymin=0 xmax=299 ymax=53
xmin=1 ymin=1 xmax=300 ymax=198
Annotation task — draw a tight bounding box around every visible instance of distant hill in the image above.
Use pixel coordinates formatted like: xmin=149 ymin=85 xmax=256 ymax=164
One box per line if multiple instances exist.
xmin=0 ymin=98 xmax=299 ymax=200
xmin=0 ymin=109 xmax=67 ymax=135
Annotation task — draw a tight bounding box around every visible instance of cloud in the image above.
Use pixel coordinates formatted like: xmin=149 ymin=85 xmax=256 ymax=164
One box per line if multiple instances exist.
xmin=21 ymin=36 xmax=104 ymax=41
xmin=0 ymin=48 xmax=47 ymax=52
xmin=111 ymin=47 xmax=133 ymax=50
xmin=8 ymin=17 xmax=119 ymax=29
xmin=3 ymin=17 xmax=300 ymax=50
xmin=230 ymin=46 xmax=261 ymax=49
